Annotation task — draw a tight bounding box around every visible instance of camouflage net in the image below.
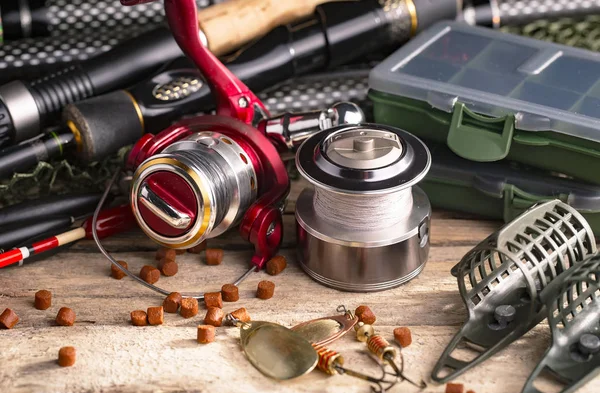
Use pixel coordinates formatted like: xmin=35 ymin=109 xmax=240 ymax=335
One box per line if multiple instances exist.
xmin=502 ymin=16 xmax=600 ymax=50
xmin=0 ymin=148 xmax=129 ymax=205
xmin=1 ymin=16 xmax=599 ymax=203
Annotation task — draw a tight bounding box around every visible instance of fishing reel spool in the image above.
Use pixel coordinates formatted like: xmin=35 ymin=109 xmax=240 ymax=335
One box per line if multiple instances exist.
xmin=522 ymin=254 xmax=600 ymax=393
xmin=295 ymin=124 xmax=432 ymax=292
xmin=433 ymin=200 xmax=597 ymax=383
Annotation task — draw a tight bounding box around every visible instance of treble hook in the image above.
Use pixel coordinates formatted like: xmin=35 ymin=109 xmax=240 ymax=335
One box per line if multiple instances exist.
xmin=382 ymin=351 xmax=427 ymax=389
xmin=314 ymin=344 xmax=399 ymax=393
xmin=334 ymin=360 xmax=398 ymax=393
xmin=355 ymin=321 xmax=427 ymax=389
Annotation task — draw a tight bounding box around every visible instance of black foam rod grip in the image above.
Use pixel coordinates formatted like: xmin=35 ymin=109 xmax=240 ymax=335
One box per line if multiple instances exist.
xmin=63 ymin=90 xmax=144 ymax=163
xmin=0 ymin=216 xmax=73 ymax=250
xmin=0 ymin=193 xmax=104 ymax=227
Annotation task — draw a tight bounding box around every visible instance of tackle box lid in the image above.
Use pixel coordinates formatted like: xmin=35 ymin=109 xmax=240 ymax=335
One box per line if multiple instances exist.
xmin=369 ymin=21 xmax=600 ymax=143
xmin=427 ymin=144 xmax=600 ymax=212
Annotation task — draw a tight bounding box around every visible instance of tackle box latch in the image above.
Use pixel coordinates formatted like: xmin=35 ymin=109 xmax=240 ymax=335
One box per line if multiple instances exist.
xmin=448 ymin=102 xmax=515 ymax=162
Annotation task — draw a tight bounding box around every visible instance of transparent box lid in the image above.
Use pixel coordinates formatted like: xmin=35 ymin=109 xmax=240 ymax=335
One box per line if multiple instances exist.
xmin=369 ymin=21 xmax=600 ymax=143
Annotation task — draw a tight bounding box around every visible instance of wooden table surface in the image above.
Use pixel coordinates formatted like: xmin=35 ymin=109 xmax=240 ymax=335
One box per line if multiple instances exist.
xmin=1 ymin=179 xmax=599 ymax=393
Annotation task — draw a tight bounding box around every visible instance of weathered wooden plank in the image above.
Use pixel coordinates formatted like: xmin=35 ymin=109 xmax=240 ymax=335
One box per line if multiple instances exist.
xmin=1 ymin=323 xmax=597 ymax=393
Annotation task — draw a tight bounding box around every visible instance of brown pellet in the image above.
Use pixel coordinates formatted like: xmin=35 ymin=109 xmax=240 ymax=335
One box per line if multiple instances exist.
xmin=130 ymin=310 xmax=147 ymax=326
xmin=188 ymin=241 xmax=207 ymax=254
xmin=156 ymin=258 xmax=168 ymax=270
xmin=394 ymin=327 xmax=412 ymax=348
xmin=230 ymin=307 xmax=251 ymax=323
xmin=0 ymin=308 xmax=19 ymax=329
xmin=34 ymin=289 xmax=52 ymax=310
xmin=221 ymin=284 xmax=239 ymax=302
xmin=446 ymin=383 xmax=464 ymax=393
xmin=110 ymin=260 xmax=128 ymax=280
xmin=197 ymin=324 xmax=215 ymax=344
xmin=163 ymin=292 xmax=182 ymax=313
xmin=266 ymin=255 xmax=287 ymax=276
xmin=204 ymin=292 xmax=223 ymax=309
xmin=147 ymin=306 xmax=164 ymax=325
xmin=58 ymin=346 xmax=76 ymax=367
xmin=204 ymin=307 xmax=224 ymax=327
xmin=466 ymin=391 xmax=476 ymax=393
xmin=156 ymin=247 xmax=177 ymax=262
xmin=175 ymin=248 xmax=186 ymax=255
xmin=205 ymin=248 xmax=223 ymax=265
xmin=256 ymin=280 xmax=275 ymax=300
xmin=355 ymin=305 xmax=376 ymax=325
xmin=56 ymin=307 xmax=76 ymax=326
xmin=140 ymin=265 xmax=160 ymax=284
xmin=160 ymin=260 xmax=178 ymax=277
xmin=180 ymin=297 xmax=199 ymax=318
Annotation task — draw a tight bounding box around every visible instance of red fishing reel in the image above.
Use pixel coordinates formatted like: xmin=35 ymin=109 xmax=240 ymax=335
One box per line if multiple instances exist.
xmin=124 ymin=0 xmax=287 ymax=269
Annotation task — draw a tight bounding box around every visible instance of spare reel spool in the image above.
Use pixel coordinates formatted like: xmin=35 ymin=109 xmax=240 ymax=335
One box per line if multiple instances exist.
xmin=295 ymin=124 xmax=432 ymax=292
xmin=130 ymin=127 xmax=259 ymax=248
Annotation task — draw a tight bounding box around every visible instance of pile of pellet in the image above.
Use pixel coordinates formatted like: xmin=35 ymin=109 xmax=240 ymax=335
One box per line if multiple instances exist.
xmin=123 ymin=243 xmax=287 ymax=344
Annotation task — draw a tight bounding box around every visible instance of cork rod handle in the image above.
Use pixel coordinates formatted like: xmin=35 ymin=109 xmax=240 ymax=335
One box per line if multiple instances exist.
xmin=198 ymin=0 xmax=329 ymax=56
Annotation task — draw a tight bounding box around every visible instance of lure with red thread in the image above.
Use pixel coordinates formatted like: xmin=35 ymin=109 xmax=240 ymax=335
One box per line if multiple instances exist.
xmin=0 ymin=205 xmax=135 ymax=269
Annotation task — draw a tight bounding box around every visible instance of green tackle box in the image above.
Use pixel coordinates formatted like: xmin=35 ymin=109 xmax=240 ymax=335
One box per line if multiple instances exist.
xmin=421 ymin=144 xmax=600 ymax=232
xmin=369 ymin=21 xmax=600 ymax=185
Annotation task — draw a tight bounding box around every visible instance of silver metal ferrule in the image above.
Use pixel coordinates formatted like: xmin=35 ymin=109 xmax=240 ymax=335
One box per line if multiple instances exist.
xmin=262 ymin=102 xmax=365 ymax=151
xmin=460 ymin=6 xmax=477 ymax=25
xmin=379 ymin=0 xmax=414 ymax=41
xmin=131 ymin=131 xmax=257 ymax=248
xmin=0 ymin=81 xmax=40 ymax=142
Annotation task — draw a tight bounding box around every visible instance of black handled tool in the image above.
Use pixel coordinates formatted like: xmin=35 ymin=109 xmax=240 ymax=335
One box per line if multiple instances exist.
xmin=0 ymin=26 xmax=183 ymax=147
xmin=63 ymin=0 xmax=460 ymax=163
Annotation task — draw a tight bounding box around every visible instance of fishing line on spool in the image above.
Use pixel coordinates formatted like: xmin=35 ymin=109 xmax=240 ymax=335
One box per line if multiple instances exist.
xmin=313 ymin=187 xmax=413 ymax=230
